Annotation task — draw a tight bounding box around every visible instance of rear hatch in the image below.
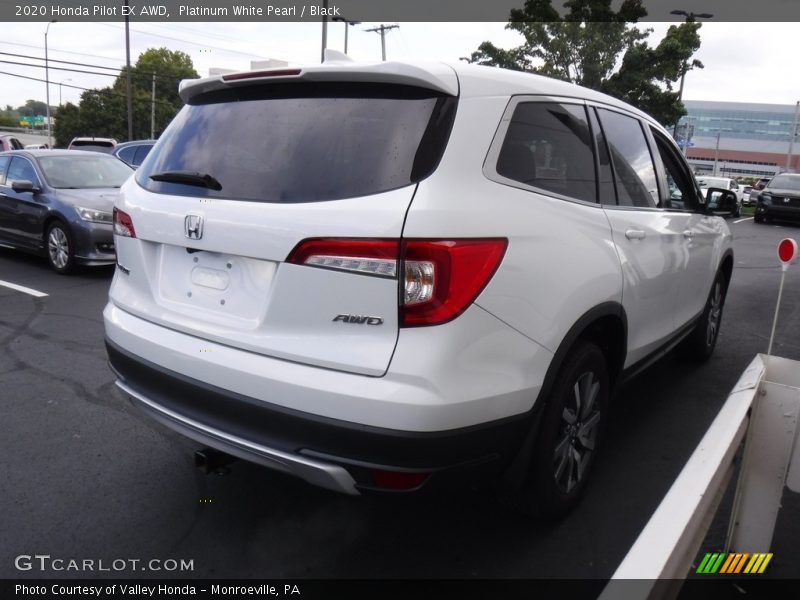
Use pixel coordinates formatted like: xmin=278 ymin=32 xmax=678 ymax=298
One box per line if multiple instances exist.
xmin=111 ymin=65 xmax=458 ymax=376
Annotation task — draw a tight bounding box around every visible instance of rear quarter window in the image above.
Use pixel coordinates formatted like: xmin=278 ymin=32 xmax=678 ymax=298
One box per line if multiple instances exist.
xmin=493 ymin=101 xmax=596 ymax=202
xmin=137 ymin=82 xmax=457 ymax=203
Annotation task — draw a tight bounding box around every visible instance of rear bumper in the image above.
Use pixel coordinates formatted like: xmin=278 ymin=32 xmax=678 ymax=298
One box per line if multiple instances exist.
xmin=107 ymin=339 xmax=535 ymax=492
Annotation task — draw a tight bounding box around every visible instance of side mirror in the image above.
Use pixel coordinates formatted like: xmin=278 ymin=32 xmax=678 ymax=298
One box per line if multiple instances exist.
xmin=11 ymin=179 xmax=39 ymax=193
xmin=705 ymin=188 xmax=738 ymax=216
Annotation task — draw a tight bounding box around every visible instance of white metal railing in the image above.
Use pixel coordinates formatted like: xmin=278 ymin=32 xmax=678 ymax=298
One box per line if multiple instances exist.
xmin=600 ymin=353 xmax=800 ymax=599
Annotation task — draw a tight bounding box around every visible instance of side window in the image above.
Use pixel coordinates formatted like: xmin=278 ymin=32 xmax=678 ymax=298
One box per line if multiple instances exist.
xmin=7 ymin=157 xmax=41 ymax=188
xmin=132 ymin=144 xmax=153 ymax=166
xmin=496 ymin=102 xmax=597 ymax=202
xmin=597 ymin=109 xmax=658 ymax=208
xmin=650 ymin=128 xmax=698 ymax=211
xmin=116 ymin=146 xmax=136 ymax=164
xmin=0 ymin=156 xmax=9 ymax=185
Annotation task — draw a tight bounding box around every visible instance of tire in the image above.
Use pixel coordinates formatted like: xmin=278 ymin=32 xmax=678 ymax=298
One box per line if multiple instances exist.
xmin=754 ymin=213 xmax=764 ymax=223
xmin=506 ymin=341 xmax=609 ymax=519
xmin=679 ymin=271 xmax=727 ymax=362
xmin=45 ymin=221 xmax=76 ymax=274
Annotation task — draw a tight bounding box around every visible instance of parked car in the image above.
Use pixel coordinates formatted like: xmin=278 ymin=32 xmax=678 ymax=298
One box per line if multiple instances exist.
xmin=0 ymin=134 xmax=24 ymax=151
xmin=104 ymin=60 xmax=736 ymax=518
xmin=67 ymin=136 xmax=118 ymax=153
xmin=754 ymin=173 xmax=800 ymax=224
xmin=695 ymin=176 xmax=742 ymax=216
xmin=0 ymin=149 xmax=133 ymax=273
xmin=112 ymin=140 xmax=156 ymax=168
xmin=24 ymin=143 xmax=50 ymax=150
xmin=748 ymin=177 xmax=772 ymax=205
xmin=741 ymin=185 xmax=753 ymax=206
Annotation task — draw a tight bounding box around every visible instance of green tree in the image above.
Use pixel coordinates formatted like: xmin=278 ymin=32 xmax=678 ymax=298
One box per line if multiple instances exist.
xmin=53 ymin=102 xmax=80 ymax=147
xmin=112 ymin=47 xmax=198 ymax=139
xmin=53 ymin=47 xmax=199 ymax=145
xmin=16 ymin=99 xmax=51 ymax=116
xmin=0 ymin=106 xmax=20 ymax=127
xmin=469 ymin=0 xmax=703 ymax=127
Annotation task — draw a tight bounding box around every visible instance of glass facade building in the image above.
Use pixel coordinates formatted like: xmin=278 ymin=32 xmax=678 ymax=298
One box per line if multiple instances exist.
xmin=675 ymin=100 xmax=799 ymax=178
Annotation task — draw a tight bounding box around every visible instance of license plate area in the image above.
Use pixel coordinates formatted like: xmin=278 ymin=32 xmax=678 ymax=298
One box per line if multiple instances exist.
xmin=157 ymin=244 xmax=276 ymax=326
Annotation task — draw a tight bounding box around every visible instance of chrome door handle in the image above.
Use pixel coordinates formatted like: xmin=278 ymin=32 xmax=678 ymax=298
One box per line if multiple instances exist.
xmin=625 ymin=229 xmax=646 ymax=240
xmin=683 ymin=230 xmax=694 ymax=239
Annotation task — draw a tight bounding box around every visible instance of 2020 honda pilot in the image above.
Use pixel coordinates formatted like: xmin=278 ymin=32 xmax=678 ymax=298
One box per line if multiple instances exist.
xmin=104 ymin=55 xmax=735 ymax=518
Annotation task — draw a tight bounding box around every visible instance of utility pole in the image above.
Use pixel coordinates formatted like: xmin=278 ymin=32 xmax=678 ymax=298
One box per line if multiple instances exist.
xmin=58 ymin=78 xmax=71 ymax=106
xmin=786 ymin=100 xmax=799 ymax=172
xmin=150 ymin=73 xmax=156 ymax=139
xmin=365 ymin=24 xmax=399 ymax=61
xmin=124 ymin=0 xmax=133 ymax=141
xmin=712 ymin=130 xmax=721 ymax=176
xmin=44 ymin=19 xmax=56 ymax=148
xmin=320 ymin=0 xmax=328 ymax=62
xmin=670 ymin=10 xmax=713 ymax=138
xmin=332 ymin=16 xmax=361 ymax=54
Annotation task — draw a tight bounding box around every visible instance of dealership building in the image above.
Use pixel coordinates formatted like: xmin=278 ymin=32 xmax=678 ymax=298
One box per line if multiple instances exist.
xmin=675 ymin=100 xmax=799 ymax=179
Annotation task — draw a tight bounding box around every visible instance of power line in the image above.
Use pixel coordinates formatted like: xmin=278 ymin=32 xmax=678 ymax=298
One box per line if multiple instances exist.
xmin=1 ymin=58 xmax=124 ymax=80
xmin=0 ymin=69 xmax=176 ymax=108
xmin=0 ymin=51 xmax=194 ymax=84
xmin=0 ymin=51 xmax=125 ymax=73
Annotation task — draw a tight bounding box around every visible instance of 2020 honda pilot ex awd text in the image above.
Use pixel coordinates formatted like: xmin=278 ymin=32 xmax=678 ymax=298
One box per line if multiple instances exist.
xmin=104 ymin=54 xmax=736 ymax=519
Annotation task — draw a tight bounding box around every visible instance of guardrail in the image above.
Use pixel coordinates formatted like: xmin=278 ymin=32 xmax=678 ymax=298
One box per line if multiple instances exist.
xmin=600 ymin=353 xmax=800 ymax=599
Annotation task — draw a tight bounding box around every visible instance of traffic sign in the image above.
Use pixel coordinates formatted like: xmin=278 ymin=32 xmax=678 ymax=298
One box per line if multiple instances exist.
xmin=778 ymin=238 xmax=797 ymax=267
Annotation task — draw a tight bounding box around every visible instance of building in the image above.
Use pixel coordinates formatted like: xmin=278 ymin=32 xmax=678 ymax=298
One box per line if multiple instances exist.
xmin=675 ymin=100 xmax=799 ymax=179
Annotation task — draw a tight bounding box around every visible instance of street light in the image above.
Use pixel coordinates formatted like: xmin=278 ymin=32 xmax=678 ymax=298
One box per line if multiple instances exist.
xmin=670 ymin=10 xmax=713 ymax=138
xmin=44 ymin=19 xmax=57 ymax=148
xmin=58 ymin=78 xmax=72 ymax=106
xmin=332 ymin=16 xmax=361 ymax=54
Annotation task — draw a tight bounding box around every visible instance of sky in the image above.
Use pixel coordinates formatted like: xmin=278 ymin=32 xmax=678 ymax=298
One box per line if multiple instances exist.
xmin=1 ymin=20 xmax=798 ymax=112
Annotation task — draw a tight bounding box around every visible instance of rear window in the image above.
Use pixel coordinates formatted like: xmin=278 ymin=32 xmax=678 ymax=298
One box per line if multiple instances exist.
xmin=70 ymin=140 xmax=115 ymax=153
xmin=136 ymin=82 xmax=457 ymax=203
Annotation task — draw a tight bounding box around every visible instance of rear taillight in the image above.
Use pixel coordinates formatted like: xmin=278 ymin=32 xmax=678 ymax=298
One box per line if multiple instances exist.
xmin=286 ymin=239 xmax=398 ymax=277
xmin=113 ymin=208 xmax=136 ymax=238
xmin=287 ymin=238 xmax=507 ymax=327
xmin=401 ymin=240 xmax=507 ymax=326
xmin=371 ymin=469 xmax=430 ymax=491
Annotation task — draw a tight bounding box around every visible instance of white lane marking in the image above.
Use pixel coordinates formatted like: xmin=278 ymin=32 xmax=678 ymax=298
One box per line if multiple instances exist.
xmin=734 ymin=217 xmax=754 ymax=224
xmin=0 ymin=279 xmax=48 ymax=298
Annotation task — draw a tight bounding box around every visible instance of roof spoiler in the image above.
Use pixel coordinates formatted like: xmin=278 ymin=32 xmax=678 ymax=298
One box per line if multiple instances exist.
xmin=178 ymin=60 xmax=458 ymax=102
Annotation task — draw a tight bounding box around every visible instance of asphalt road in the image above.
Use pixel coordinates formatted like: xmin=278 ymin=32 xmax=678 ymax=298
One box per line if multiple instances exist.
xmin=2 ymin=217 xmax=799 ymax=583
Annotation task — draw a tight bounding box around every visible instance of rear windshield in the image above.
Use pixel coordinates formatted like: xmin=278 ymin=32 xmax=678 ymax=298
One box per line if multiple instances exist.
xmin=70 ymin=141 xmax=115 ymax=153
xmin=136 ymin=82 xmax=457 ymax=203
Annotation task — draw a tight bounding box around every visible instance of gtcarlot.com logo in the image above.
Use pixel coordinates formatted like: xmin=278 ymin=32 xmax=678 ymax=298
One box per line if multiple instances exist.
xmin=696 ymin=552 xmax=773 ymax=575
xmin=14 ymin=554 xmax=194 ymax=573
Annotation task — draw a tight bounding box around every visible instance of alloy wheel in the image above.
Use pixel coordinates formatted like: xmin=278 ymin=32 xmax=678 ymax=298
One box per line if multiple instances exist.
xmin=553 ymin=371 xmax=601 ymax=494
xmin=706 ymin=280 xmax=723 ymax=348
xmin=48 ymin=226 xmax=70 ymax=270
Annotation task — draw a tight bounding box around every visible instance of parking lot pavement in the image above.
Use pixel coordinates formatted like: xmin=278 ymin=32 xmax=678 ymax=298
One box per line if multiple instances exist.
xmin=2 ymin=220 xmax=799 ymax=581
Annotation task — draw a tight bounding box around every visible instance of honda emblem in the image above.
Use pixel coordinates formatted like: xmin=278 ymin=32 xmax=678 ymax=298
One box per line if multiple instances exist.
xmin=184 ymin=215 xmax=203 ymax=240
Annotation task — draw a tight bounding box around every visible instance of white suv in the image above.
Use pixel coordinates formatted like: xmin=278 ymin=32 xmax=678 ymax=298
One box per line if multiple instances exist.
xmin=104 ymin=57 xmax=736 ymax=518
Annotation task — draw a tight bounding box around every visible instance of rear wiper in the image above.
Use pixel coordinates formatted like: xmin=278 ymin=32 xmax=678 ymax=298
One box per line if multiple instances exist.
xmin=149 ymin=170 xmax=222 ymax=191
